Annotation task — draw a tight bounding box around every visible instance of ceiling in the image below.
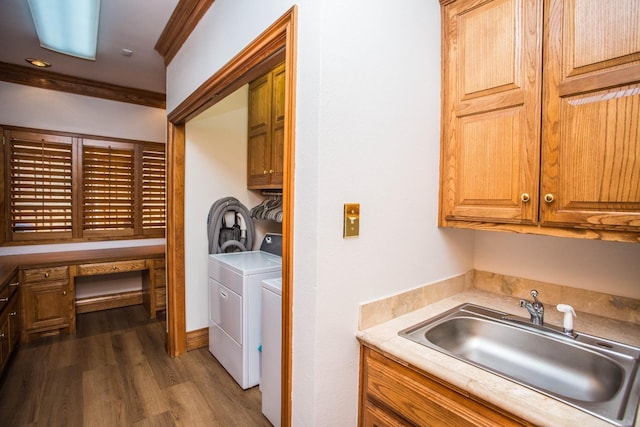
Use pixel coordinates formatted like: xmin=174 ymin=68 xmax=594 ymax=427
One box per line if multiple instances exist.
xmin=0 ymin=0 xmax=179 ymax=94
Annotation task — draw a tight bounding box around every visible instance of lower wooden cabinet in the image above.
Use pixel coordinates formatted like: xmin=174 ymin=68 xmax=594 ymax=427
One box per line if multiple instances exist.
xmin=359 ymin=346 xmax=532 ymax=427
xmin=0 ymin=272 xmax=20 ymax=376
xmin=20 ymin=266 xmax=73 ymax=342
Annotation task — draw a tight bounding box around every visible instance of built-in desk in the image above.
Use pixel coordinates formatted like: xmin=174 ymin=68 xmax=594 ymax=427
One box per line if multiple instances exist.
xmin=0 ymin=245 xmax=165 ymax=343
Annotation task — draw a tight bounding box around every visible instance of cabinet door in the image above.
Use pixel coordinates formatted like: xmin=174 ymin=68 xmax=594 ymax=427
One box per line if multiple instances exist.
xmin=270 ymin=63 xmax=286 ymax=187
xmin=440 ymin=0 xmax=543 ymax=225
xmin=22 ymin=281 xmax=72 ymax=332
xmin=0 ymin=317 xmax=9 ymax=371
xmin=7 ymin=296 xmax=20 ymax=351
xmin=248 ymin=73 xmax=274 ymax=187
xmin=540 ymin=0 xmax=640 ymax=231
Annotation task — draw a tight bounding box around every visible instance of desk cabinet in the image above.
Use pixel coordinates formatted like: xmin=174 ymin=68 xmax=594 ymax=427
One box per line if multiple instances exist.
xmin=0 ymin=272 xmax=20 ymax=375
xmin=21 ymin=266 xmax=73 ymax=342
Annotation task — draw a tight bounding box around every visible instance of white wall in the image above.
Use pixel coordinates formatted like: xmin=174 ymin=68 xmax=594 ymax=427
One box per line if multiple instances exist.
xmin=0 ymin=81 xmax=166 ymax=142
xmin=184 ymin=85 xmax=281 ymax=331
xmin=0 ymin=81 xmax=166 ymax=294
xmin=475 ymin=231 xmax=640 ymax=299
xmin=167 ymin=0 xmax=640 ymax=425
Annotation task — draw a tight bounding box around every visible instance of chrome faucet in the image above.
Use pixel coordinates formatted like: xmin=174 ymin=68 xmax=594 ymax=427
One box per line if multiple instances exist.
xmin=520 ymin=289 xmax=544 ymax=326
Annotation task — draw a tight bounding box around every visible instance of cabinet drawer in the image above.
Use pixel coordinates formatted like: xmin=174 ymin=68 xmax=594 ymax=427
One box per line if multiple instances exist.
xmin=22 ymin=266 xmax=69 ymax=284
xmin=363 ymin=348 xmax=526 ymax=427
xmin=76 ymin=260 xmax=146 ymax=276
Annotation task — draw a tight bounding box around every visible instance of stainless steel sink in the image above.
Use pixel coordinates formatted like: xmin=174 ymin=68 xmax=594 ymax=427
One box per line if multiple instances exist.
xmin=399 ymin=303 xmax=640 ymax=426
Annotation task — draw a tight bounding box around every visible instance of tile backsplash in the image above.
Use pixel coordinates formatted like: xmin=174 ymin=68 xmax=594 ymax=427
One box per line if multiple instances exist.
xmin=359 ymin=269 xmax=639 ymax=330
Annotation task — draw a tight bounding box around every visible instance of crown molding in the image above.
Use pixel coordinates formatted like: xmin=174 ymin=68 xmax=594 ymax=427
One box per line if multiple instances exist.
xmin=0 ymin=61 xmax=166 ymax=109
xmin=155 ymin=0 xmax=215 ymax=66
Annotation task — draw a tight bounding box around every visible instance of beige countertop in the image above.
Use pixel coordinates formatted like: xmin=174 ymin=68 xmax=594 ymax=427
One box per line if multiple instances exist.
xmin=357 ymin=288 xmax=640 ymax=427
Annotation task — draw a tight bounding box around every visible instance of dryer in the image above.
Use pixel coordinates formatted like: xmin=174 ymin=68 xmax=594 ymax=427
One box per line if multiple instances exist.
xmin=208 ymin=235 xmax=282 ymax=389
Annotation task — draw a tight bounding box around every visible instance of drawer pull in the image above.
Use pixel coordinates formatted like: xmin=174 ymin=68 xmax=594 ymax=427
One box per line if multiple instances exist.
xmin=112 ymin=266 xmax=118 ymax=271
xmin=10 ymin=311 xmax=17 ymax=316
xmin=9 ymin=282 xmax=19 ymax=287
xmin=0 ymin=333 xmax=5 ymax=338
xmin=44 ymin=272 xmax=50 ymax=278
xmin=62 ymin=290 xmax=67 ymax=296
xmin=0 ymin=297 xmax=8 ymax=303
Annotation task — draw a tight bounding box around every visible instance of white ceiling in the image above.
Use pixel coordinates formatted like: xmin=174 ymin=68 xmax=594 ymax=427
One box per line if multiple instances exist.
xmin=0 ymin=0 xmax=179 ymax=94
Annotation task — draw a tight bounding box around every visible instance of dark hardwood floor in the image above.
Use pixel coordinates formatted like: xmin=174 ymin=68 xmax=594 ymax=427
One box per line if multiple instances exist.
xmin=0 ymin=305 xmax=272 ymax=427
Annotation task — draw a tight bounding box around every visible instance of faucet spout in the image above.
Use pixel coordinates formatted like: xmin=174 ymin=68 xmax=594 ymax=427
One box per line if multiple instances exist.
xmin=520 ymin=290 xmax=544 ymax=326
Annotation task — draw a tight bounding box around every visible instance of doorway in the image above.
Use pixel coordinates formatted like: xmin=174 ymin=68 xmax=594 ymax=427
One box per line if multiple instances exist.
xmin=164 ymin=7 xmax=297 ymax=427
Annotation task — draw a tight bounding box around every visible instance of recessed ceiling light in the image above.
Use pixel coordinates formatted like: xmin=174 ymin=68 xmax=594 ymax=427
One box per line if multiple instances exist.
xmin=25 ymin=58 xmax=51 ymax=68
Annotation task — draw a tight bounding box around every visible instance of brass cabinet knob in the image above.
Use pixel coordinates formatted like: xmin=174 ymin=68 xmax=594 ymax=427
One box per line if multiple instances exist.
xmin=44 ymin=272 xmax=49 ymax=278
xmin=10 ymin=311 xmax=17 ymax=316
xmin=263 ymin=170 xmax=268 ymax=174
xmin=62 ymin=290 xmax=67 ymax=296
xmin=521 ymin=193 xmax=530 ymax=203
xmin=0 ymin=333 xmax=5 ymax=338
xmin=544 ymin=193 xmax=555 ymax=203
xmin=269 ymin=169 xmax=274 ymax=174
xmin=112 ymin=265 xmax=118 ymax=271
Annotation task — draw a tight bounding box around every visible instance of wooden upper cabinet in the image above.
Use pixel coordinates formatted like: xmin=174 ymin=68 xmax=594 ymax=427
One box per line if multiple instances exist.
xmin=540 ymin=0 xmax=640 ymax=231
xmin=439 ymin=0 xmax=640 ymax=241
xmin=247 ymin=62 xmax=285 ymax=189
xmin=440 ymin=0 xmax=543 ymax=224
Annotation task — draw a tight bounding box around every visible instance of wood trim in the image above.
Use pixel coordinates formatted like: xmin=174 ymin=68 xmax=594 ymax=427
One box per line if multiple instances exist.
xmin=155 ymin=0 xmax=216 ymax=66
xmin=165 ymin=7 xmax=297 ymax=426
xmin=167 ymin=36 xmax=286 ymax=124
xmin=186 ymin=327 xmax=209 ymax=351
xmin=166 ymin=122 xmax=186 ymax=357
xmin=0 ymin=61 xmax=165 ymax=109
xmin=441 ymin=220 xmax=640 ymax=243
xmin=75 ymin=290 xmax=143 ymax=314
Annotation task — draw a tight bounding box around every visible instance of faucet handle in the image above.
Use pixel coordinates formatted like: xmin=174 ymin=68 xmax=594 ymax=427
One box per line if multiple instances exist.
xmin=530 ymin=290 xmax=542 ymax=307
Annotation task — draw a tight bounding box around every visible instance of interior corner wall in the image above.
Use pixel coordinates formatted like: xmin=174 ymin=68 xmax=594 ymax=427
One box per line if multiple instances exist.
xmin=168 ymin=0 xmax=475 ymax=425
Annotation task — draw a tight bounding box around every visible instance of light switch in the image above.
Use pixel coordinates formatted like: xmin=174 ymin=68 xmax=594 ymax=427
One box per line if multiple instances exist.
xmin=343 ymin=203 xmax=360 ymax=238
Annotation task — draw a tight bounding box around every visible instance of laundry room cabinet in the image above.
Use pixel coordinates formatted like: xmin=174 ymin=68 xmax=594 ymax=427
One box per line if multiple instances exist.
xmin=438 ymin=0 xmax=640 ymax=242
xmin=247 ymin=62 xmax=285 ymax=189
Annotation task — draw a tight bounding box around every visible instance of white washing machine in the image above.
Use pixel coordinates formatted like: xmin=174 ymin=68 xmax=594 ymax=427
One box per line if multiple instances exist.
xmin=261 ymin=277 xmax=282 ymax=427
xmin=208 ymin=240 xmax=282 ymax=390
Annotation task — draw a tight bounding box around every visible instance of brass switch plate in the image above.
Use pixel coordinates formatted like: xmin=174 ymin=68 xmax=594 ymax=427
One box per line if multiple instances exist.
xmin=343 ymin=203 xmax=360 ymax=238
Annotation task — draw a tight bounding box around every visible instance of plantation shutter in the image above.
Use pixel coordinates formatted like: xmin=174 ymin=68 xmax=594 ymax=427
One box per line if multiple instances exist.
xmin=8 ymin=130 xmax=73 ymax=239
xmin=142 ymin=142 xmax=166 ymax=234
xmin=82 ymin=140 xmax=135 ymax=235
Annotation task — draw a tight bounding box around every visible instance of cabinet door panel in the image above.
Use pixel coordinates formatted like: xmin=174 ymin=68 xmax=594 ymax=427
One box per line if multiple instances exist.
xmin=23 ymin=281 xmax=71 ymax=331
xmin=270 ymin=63 xmax=286 ymax=186
xmin=440 ymin=0 xmax=542 ymax=225
xmin=541 ymin=0 xmax=640 ymax=230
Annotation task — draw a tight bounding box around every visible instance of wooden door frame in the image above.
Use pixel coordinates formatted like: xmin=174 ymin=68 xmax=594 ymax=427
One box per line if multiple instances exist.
xmin=165 ymin=7 xmax=297 ymax=426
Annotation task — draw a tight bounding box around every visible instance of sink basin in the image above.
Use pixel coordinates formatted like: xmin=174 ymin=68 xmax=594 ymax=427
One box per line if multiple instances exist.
xmin=399 ymin=303 xmax=640 ymax=426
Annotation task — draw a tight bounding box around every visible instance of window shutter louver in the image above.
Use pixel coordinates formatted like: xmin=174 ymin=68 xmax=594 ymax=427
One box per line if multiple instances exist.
xmin=142 ymin=143 xmax=166 ymax=233
xmin=82 ymin=142 xmax=135 ymax=234
xmin=3 ymin=126 xmax=166 ymax=244
xmin=9 ymin=132 xmax=73 ymax=238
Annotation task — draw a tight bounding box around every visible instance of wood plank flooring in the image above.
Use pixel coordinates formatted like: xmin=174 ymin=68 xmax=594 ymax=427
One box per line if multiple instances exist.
xmin=0 ymin=305 xmax=272 ymax=427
